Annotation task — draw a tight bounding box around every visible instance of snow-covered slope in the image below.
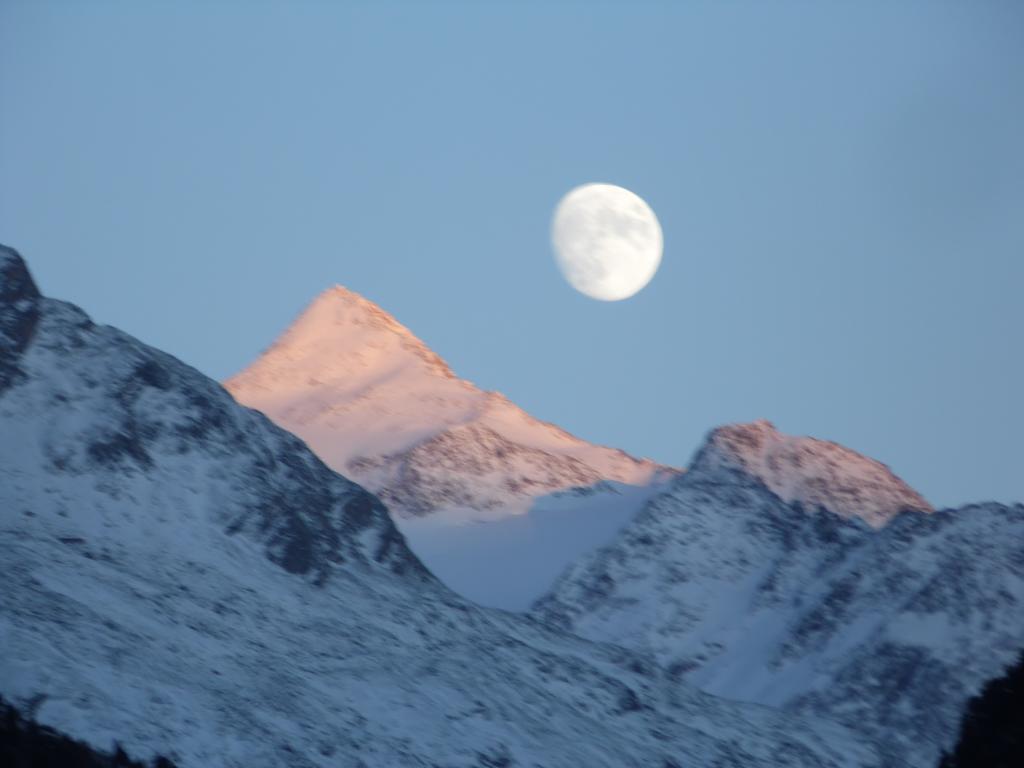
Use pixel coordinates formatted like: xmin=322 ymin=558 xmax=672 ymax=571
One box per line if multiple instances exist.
xmin=401 ymin=479 xmax=672 ymax=610
xmin=224 ymin=285 xmax=675 ymax=608
xmin=534 ymin=421 xmax=1024 ymax=767
xmin=225 ymin=286 xmax=668 ymax=519
xmin=0 ymin=246 xmax=870 ymax=767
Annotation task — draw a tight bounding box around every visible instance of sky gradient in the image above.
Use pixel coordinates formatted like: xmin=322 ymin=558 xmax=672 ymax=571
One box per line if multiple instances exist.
xmin=1 ymin=1 xmax=1021 ymax=508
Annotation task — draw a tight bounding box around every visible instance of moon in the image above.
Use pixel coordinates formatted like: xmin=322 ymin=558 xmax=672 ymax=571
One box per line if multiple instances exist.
xmin=551 ymin=183 xmax=663 ymax=301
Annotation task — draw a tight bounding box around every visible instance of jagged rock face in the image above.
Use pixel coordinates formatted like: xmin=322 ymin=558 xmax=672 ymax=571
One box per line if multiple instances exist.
xmin=0 ymin=246 xmax=872 ymax=768
xmin=534 ymin=422 xmax=1024 ymax=767
xmin=0 ymin=246 xmax=41 ymax=392
xmin=225 ymin=286 xmax=668 ymax=519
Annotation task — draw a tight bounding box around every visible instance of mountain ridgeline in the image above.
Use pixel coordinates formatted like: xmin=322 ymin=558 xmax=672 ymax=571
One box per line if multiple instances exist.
xmin=225 ymin=284 xmax=670 ymax=520
xmin=0 ymin=243 xmax=867 ymax=767
xmin=1 ymin=242 xmax=1020 ymax=766
xmin=533 ymin=420 xmax=1024 ymax=765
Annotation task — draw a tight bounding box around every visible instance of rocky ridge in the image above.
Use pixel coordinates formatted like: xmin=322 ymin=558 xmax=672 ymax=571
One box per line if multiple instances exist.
xmin=534 ymin=421 xmax=1024 ymax=767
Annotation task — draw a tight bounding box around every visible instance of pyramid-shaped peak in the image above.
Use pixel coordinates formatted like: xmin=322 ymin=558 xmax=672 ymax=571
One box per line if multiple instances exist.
xmin=690 ymin=420 xmax=932 ymax=526
xmin=272 ymin=284 xmax=436 ymax=355
xmin=296 ymin=284 xmax=420 ymax=341
xmin=227 ymin=284 xmax=457 ymax=391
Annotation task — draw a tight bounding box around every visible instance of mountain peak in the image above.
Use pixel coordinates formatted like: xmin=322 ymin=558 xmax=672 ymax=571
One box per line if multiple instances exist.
xmin=309 ymin=284 xmax=416 ymax=337
xmin=226 ymin=284 xmax=670 ymax=529
xmin=287 ymin=284 xmax=440 ymax=353
xmin=689 ymin=420 xmax=932 ymax=526
xmin=227 ymin=285 xmax=456 ymax=397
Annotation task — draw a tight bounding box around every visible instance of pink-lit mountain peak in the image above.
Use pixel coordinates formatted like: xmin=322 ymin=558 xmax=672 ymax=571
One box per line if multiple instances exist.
xmin=250 ymin=284 xmax=456 ymax=385
xmin=691 ymin=419 xmax=933 ymax=526
xmin=226 ymin=286 xmax=668 ymax=520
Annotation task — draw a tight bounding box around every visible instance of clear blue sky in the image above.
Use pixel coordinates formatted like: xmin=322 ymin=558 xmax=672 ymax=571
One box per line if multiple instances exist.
xmin=1 ymin=1 xmax=1021 ymax=508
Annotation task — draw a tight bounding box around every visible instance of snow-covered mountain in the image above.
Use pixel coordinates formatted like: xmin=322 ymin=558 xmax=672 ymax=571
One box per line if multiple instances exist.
xmin=225 ymin=284 xmax=675 ymax=608
xmin=225 ymin=285 xmax=668 ymax=518
xmin=0 ymin=245 xmax=870 ymax=767
xmin=690 ymin=419 xmax=932 ymax=526
xmin=534 ymin=420 xmax=1024 ymax=767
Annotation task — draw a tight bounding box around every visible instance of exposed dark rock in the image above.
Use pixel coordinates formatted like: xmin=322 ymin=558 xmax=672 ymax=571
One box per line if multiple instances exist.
xmin=0 ymin=244 xmax=41 ymax=391
xmin=940 ymin=652 xmax=1024 ymax=768
xmin=0 ymin=694 xmax=176 ymax=768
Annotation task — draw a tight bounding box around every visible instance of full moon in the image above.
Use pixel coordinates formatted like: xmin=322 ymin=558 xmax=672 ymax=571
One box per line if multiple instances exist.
xmin=551 ymin=183 xmax=663 ymax=301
